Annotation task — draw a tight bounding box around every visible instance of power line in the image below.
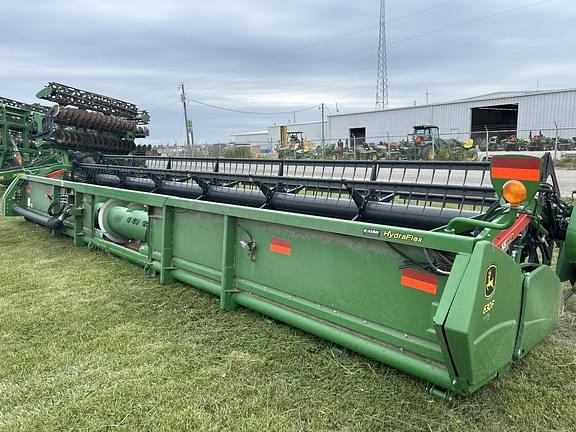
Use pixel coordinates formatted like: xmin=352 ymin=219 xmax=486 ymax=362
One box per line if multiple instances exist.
xmin=150 ymin=0 xmax=551 ymax=115
xmin=223 ymin=0 xmax=553 ymax=85
xmin=147 ymin=100 xmax=180 ymax=113
xmin=389 ymin=0 xmax=552 ymax=46
xmin=185 ymin=96 xmax=320 ymax=116
xmin=187 ymin=0 xmax=468 ymax=91
xmin=147 ymin=0 xmax=471 ymax=113
xmin=254 ymin=0 xmax=464 ymax=56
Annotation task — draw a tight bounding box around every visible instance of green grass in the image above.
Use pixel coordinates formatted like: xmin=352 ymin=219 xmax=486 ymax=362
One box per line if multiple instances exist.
xmin=0 ymin=216 xmax=575 ymax=431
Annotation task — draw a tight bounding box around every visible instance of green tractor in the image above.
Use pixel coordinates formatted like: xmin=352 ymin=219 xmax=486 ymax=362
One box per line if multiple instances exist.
xmin=401 ymin=125 xmax=478 ymax=161
xmin=353 ymin=143 xmax=380 ymax=161
xmin=318 ymin=140 xmax=392 ymax=161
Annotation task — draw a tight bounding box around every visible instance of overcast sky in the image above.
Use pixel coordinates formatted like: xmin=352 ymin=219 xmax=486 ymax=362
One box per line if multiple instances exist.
xmin=2 ymin=0 xmax=573 ymax=145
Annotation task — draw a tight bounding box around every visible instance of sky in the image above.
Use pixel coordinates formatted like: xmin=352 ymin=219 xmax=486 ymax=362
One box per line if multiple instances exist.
xmin=2 ymin=0 xmax=574 ymax=145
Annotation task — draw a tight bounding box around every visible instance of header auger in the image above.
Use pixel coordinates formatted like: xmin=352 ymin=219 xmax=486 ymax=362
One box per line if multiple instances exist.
xmin=2 ymin=153 xmax=574 ymax=398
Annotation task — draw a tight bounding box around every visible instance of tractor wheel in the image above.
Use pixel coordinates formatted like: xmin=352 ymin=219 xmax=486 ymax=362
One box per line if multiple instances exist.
xmin=370 ymin=153 xmax=379 ymax=161
xmin=464 ymin=150 xmax=479 ymax=161
xmin=421 ymin=144 xmax=434 ymax=160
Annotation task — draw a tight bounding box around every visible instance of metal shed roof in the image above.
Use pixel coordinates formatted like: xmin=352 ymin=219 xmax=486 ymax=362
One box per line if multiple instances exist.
xmin=329 ymin=88 xmax=576 ymax=118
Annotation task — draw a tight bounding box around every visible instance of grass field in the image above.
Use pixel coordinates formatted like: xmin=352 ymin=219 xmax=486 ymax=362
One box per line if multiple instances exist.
xmin=1 ymin=214 xmax=575 ymax=431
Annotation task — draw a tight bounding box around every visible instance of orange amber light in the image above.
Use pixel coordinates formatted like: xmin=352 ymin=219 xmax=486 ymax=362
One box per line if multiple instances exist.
xmin=502 ymin=180 xmax=527 ymax=207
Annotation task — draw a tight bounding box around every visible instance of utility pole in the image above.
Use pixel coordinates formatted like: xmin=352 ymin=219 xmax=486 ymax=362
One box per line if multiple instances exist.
xmin=178 ymin=82 xmax=193 ymax=150
xmin=375 ymin=0 xmax=389 ymax=110
xmin=321 ymin=103 xmax=326 ymax=157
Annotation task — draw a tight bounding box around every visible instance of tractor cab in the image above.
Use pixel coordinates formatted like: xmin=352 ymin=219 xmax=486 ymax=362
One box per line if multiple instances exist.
xmin=405 ymin=125 xmax=441 ymax=159
xmin=410 ymin=125 xmax=440 ymax=146
xmin=288 ymin=132 xmax=304 ymax=149
xmin=400 ymin=125 xmax=477 ymax=161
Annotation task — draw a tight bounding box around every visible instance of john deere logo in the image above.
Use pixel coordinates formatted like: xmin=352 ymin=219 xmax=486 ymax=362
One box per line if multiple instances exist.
xmin=485 ymin=265 xmax=497 ymax=298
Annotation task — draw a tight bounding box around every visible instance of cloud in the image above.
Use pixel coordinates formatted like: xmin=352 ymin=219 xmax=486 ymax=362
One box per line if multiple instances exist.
xmin=1 ymin=0 xmax=573 ymax=144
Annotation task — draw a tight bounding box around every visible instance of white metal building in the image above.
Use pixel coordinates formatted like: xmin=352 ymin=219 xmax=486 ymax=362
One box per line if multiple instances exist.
xmin=231 ymin=121 xmax=326 ymax=152
xmin=327 ymin=89 xmax=576 ymax=145
xmin=231 ymin=131 xmax=269 ymax=145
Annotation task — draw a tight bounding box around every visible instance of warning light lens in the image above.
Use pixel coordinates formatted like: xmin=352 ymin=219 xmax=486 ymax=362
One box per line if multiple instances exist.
xmin=502 ymin=180 xmax=527 ymax=207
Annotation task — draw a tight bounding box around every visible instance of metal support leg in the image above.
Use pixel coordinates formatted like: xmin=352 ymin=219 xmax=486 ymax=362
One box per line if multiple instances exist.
xmin=220 ymin=215 xmax=238 ymax=311
xmin=72 ymin=192 xmax=86 ymax=247
xmin=159 ymin=206 xmax=175 ymax=284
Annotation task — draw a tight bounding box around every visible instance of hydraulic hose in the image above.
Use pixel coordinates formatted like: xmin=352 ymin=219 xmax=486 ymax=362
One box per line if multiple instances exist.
xmin=12 ymin=205 xmax=72 ymax=229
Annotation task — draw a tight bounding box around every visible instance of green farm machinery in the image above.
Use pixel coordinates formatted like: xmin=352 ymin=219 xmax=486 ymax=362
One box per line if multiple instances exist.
xmin=3 ymin=152 xmax=575 ymax=398
xmin=0 ymin=96 xmax=52 ymax=184
xmin=399 ymin=125 xmax=478 ymax=161
xmin=276 ymin=130 xmax=314 ymax=159
xmin=479 ymin=132 xmax=576 ymax=153
xmin=0 ymin=82 xmax=149 ymax=184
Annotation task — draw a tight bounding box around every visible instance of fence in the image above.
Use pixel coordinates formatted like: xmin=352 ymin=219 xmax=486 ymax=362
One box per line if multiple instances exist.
xmin=153 ymin=126 xmax=576 ymax=161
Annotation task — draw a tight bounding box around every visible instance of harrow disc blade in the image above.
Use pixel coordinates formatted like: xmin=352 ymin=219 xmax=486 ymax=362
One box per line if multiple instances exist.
xmin=49 ymin=104 xmax=60 ymax=118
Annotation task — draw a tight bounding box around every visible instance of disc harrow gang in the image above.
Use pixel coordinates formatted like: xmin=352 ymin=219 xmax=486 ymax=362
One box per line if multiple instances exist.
xmin=53 ymin=129 xmax=135 ymax=153
xmin=51 ymin=106 xmax=137 ymax=133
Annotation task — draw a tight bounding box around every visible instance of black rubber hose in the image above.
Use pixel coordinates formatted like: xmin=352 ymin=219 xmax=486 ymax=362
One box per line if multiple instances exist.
xmin=13 ymin=206 xmax=61 ymax=228
xmin=12 ymin=205 xmax=71 ymax=229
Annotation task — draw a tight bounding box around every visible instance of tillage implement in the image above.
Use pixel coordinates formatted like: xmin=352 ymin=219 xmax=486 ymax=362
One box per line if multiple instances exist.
xmin=0 ymin=82 xmax=149 ymax=184
xmin=3 ymin=153 xmax=575 ymax=398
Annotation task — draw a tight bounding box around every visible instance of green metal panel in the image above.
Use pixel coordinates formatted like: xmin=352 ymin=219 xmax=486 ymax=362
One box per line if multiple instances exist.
xmin=233 ymin=220 xmax=447 ymax=361
xmin=170 ymin=211 xmax=224 ymax=272
xmin=443 ymin=241 xmax=524 ymax=392
xmin=26 ymin=182 xmax=54 ymax=215
xmin=432 ymin=253 xmax=473 ymax=381
xmin=514 ymin=265 xmax=562 ymax=359
xmin=234 ymin=292 xmax=453 ymax=391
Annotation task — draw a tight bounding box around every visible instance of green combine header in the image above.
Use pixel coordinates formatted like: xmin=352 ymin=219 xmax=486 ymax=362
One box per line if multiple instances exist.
xmin=2 ymin=153 xmax=574 ymax=398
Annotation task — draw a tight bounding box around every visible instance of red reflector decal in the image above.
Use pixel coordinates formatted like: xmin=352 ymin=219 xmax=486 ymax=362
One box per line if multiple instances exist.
xmin=270 ymin=238 xmax=291 ymax=256
xmin=45 ymin=169 xmax=65 ymax=179
xmin=491 ymin=158 xmax=540 ymax=181
xmin=401 ymin=268 xmax=437 ymax=295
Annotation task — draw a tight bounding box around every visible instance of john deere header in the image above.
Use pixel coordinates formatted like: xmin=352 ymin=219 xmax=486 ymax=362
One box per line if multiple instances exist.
xmin=3 ymin=153 xmax=574 ymax=398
